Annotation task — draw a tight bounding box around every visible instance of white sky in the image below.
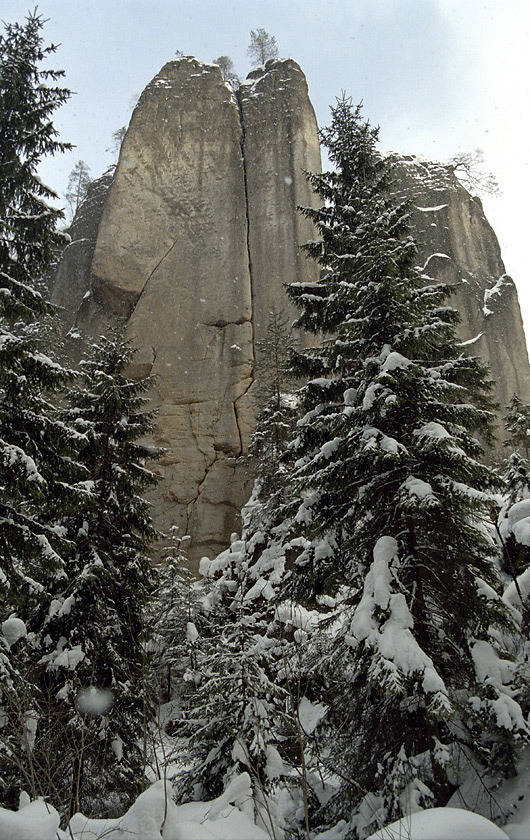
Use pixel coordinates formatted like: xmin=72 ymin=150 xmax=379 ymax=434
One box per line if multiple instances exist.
xmin=3 ymin=0 xmax=530 ymax=338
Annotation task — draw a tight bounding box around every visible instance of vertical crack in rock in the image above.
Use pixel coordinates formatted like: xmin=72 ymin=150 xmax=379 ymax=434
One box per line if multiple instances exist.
xmin=234 ymin=91 xmax=256 ymax=459
xmin=235 ymin=90 xmax=256 ymax=373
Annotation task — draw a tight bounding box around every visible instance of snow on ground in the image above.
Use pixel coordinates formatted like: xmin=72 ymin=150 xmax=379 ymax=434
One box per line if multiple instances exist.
xmin=0 ymin=774 xmax=269 ymax=840
xmin=365 ymin=807 xmax=509 ymax=839
xmin=5 ymin=750 xmax=530 ymax=839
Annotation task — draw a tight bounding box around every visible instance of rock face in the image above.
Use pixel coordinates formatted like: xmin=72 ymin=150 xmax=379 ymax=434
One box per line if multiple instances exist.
xmin=392 ymin=156 xmax=530 ymax=432
xmin=239 ymin=62 xmax=322 ymax=340
xmin=49 ymin=169 xmax=115 ymax=321
xmin=49 ymin=60 xmax=530 ymax=562
xmin=50 ymin=58 xmax=321 ymax=564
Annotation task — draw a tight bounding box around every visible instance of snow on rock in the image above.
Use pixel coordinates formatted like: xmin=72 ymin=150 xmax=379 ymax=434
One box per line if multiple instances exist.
xmin=1 ymin=616 xmax=26 ymax=648
xmin=415 ymin=204 xmax=449 ymax=212
xmin=366 ymin=807 xmax=509 ymax=839
xmin=483 ymin=275 xmax=511 ymax=317
xmin=459 ymin=331 xmax=483 ymax=346
xmin=0 ymin=797 xmax=63 ymax=840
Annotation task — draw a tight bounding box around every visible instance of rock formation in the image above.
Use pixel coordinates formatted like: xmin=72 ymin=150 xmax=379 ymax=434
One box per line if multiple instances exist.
xmin=50 ymin=57 xmax=321 ymax=564
xmin=49 ymin=59 xmax=530 ymax=563
xmin=393 ymin=155 xmax=530 ymax=420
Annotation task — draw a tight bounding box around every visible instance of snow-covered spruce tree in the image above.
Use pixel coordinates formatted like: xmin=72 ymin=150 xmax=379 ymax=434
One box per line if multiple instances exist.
xmin=176 ymin=536 xmax=289 ymax=817
xmin=248 ymin=306 xmax=299 ymax=526
xmin=498 ymin=450 xmax=530 ymax=583
xmin=174 ymin=310 xmax=322 ymax=833
xmin=496 ymin=398 xmax=530 ymax=628
xmin=32 ymin=336 xmax=160 ymax=817
xmin=148 ymin=526 xmax=198 ymax=707
xmin=0 ymin=12 xmax=80 ymax=804
xmin=283 ymin=99 xmax=527 ymax=829
xmin=504 ymin=394 xmax=530 ymax=459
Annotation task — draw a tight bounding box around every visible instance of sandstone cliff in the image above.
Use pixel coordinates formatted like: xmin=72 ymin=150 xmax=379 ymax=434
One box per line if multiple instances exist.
xmin=393 ymin=155 xmax=530 ymax=417
xmin=49 ymin=59 xmax=530 ymax=562
xmin=51 ymin=57 xmax=321 ymax=563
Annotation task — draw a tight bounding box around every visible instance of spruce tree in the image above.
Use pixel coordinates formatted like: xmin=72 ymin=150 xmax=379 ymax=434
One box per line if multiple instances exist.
xmin=32 ymin=336 xmax=159 ymax=817
xmin=504 ymin=394 xmax=530 ymax=458
xmin=497 ymin=398 xmax=530 ymax=626
xmin=0 ymin=10 xmax=73 ymax=592
xmin=0 ymin=12 xmax=78 ymax=803
xmin=149 ymin=526 xmax=197 ymax=706
xmin=176 ymin=535 xmax=289 ymax=825
xmin=283 ymin=99 xmax=528 ymax=829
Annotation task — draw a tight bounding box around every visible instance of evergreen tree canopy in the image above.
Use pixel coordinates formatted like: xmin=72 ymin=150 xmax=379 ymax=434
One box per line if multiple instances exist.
xmin=0 ymin=11 xmax=71 ymax=321
xmin=283 ymin=98 xmax=527 ymax=826
xmin=251 ymin=308 xmax=298 ymax=500
xmin=32 ymin=336 xmax=160 ymax=816
xmin=0 ymin=11 xmax=80 ymax=805
xmin=0 ymin=10 xmax=75 ymax=591
xmin=0 ymin=9 xmax=76 ymax=614
xmin=504 ymin=394 xmax=530 ymax=458
xmin=247 ymin=29 xmax=278 ymax=66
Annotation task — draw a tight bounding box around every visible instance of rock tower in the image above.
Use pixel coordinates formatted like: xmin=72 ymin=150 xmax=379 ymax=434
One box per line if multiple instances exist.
xmin=49 ymin=59 xmax=530 ymax=563
xmin=51 ymin=58 xmax=321 ymax=563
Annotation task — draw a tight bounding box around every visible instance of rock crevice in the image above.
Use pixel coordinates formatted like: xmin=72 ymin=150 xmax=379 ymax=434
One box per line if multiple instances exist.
xmin=48 ymin=61 xmax=530 ymax=562
xmin=50 ymin=57 xmax=321 ymax=564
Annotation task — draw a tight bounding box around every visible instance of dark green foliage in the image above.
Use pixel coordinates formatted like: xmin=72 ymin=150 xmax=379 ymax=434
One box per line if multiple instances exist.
xmin=283 ymin=98 xmax=526 ymax=828
xmin=0 ymin=9 xmax=74 ymax=593
xmin=0 ymin=10 xmax=71 ymax=321
xmin=149 ymin=526 xmax=197 ymax=706
xmin=251 ymin=307 xmax=298 ymax=499
xmin=0 ymin=12 xmax=77 ymax=803
xmin=29 ymin=336 xmax=160 ymax=817
xmin=496 ymin=399 xmax=530 ymax=618
xmin=175 ymin=537 xmax=288 ymax=808
xmin=504 ymin=394 xmax=530 ymax=458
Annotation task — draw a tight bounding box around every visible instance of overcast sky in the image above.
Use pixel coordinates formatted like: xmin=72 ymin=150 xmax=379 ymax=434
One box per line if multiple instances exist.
xmin=4 ymin=0 xmax=530 ymax=335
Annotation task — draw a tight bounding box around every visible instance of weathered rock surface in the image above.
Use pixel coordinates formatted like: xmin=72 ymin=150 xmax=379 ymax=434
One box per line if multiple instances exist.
xmin=392 ymin=155 xmax=530 ymax=444
xmin=239 ymin=60 xmax=322 ymax=341
xmin=50 ymin=57 xmax=321 ymax=564
xmin=49 ymin=59 xmax=530 ymax=562
xmin=49 ymin=169 xmax=115 ymax=324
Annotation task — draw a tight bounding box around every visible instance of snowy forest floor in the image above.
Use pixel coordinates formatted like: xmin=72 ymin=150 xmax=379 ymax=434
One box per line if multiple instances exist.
xmin=4 ymin=741 xmax=530 ymax=839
